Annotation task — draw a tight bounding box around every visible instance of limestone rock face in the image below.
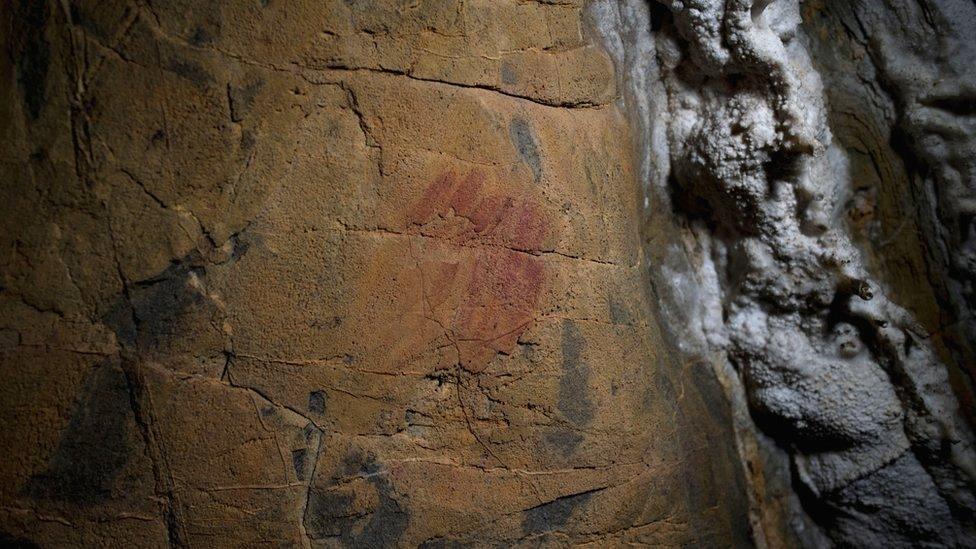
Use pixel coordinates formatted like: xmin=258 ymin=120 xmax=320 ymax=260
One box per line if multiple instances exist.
xmin=0 ymin=1 xmax=750 ymax=547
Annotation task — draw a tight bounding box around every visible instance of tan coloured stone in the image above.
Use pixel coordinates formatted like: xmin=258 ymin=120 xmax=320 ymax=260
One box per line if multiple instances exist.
xmin=0 ymin=1 xmax=750 ymax=547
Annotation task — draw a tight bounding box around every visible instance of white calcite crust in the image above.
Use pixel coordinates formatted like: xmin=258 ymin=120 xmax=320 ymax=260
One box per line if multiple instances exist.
xmin=595 ymin=0 xmax=976 ymax=545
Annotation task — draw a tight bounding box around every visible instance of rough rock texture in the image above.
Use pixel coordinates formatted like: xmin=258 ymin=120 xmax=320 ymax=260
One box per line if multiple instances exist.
xmin=0 ymin=1 xmax=752 ymax=547
xmin=591 ymin=0 xmax=976 ymax=547
xmin=801 ymin=0 xmax=976 ymax=436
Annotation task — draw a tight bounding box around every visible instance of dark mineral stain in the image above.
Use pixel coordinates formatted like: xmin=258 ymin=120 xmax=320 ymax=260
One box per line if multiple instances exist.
xmin=609 ymin=298 xmax=633 ymax=326
xmin=339 ymin=450 xmax=382 ymax=477
xmin=228 ymin=78 xmax=264 ymax=122
xmin=226 ymin=230 xmax=252 ymax=262
xmin=0 ymin=533 xmax=40 ymax=549
xmin=102 ymin=241 xmax=234 ymax=360
xmin=521 ymin=490 xmax=595 ymax=536
xmin=25 ymin=359 xmax=133 ymax=503
xmin=303 ymin=422 xmax=318 ymax=444
xmin=168 ymin=59 xmax=213 ymax=87
xmin=509 ymin=117 xmax=542 ymax=182
xmin=675 ymin=401 xmax=724 ymax=540
xmin=545 ymin=429 xmax=583 ymax=456
xmin=292 ymin=448 xmax=308 ymax=481
xmin=130 ymin=265 xmax=208 ymax=350
xmin=102 ymin=295 xmax=137 ymax=347
xmin=694 ymin=359 xmax=734 ymax=429
xmin=305 ymin=487 xmax=357 ymax=536
xmin=186 ymin=14 xmax=221 ymax=46
xmin=669 ymin=358 xmax=750 ymax=547
xmin=188 ymin=26 xmax=214 ymax=46
xmin=546 ymin=320 xmax=594 ymax=456
xmin=150 ymin=129 xmax=167 ymax=146
xmin=404 ymin=409 xmax=425 ymax=426
xmin=500 ymin=62 xmax=518 ymax=85
xmin=12 ymin=0 xmax=50 ymax=119
xmin=308 ymin=390 xmax=327 ymax=415
xmin=68 ymin=0 xmax=112 ymax=40
xmin=239 ymin=129 xmax=257 ymax=151
xmin=102 ymin=252 xmax=222 ymax=354
xmin=305 ymin=452 xmax=409 ymax=546
xmin=557 ymin=319 xmax=593 ymax=426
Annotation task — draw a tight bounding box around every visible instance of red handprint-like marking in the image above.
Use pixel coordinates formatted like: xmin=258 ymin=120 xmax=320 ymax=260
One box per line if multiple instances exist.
xmin=409 ymin=170 xmax=547 ymax=371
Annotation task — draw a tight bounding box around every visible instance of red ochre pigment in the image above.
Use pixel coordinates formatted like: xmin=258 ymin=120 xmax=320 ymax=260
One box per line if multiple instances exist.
xmin=409 ymin=171 xmax=548 ymax=370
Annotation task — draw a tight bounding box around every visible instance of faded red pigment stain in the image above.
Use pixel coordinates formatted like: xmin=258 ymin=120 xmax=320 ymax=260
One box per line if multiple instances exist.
xmin=408 ymin=170 xmax=548 ymax=371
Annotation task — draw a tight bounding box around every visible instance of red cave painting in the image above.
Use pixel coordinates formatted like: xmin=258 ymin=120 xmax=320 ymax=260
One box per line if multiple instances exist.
xmin=408 ymin=170 xmax=548 ymax=371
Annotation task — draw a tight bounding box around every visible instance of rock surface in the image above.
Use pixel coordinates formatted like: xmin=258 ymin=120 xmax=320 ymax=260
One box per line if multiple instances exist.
xmin=5 ymin=0 xmax=975 ymax=547
xmin=0 ymin=1 xmax=751 ymax=547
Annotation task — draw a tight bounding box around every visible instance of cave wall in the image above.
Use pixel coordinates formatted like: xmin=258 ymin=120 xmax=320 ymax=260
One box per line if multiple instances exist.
xmin=4 ymin=0 xmax=975 ymax=547
xmin=0 ymin=1 xmax=752 ymax=547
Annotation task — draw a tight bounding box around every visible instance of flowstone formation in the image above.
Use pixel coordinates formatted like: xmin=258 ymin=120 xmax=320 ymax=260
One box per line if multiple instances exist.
xmin=801 ymin=0 xmax=976 ymax=421
xmin=835 ymin=0 xmax=976 ymax=378
xmin=623 ymin=0 xmax=976 ymax=545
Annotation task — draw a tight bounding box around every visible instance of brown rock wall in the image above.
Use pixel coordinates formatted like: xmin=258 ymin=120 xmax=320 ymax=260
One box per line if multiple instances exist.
xmin=0 ymin=1 xmax=751 ymax=546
